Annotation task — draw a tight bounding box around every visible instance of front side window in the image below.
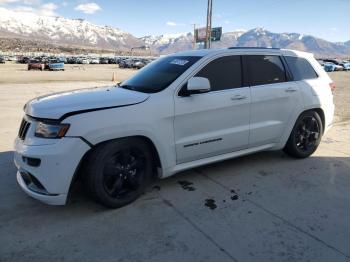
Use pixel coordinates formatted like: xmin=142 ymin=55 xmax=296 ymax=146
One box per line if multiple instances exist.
xmin=195 ymin=56 xmax=242 ymax=91
xmin=284 ymin=56 xmax=318 ymax=81
xmin=121 ymin=56 xmax=201 ymax=93
xmin=246 ymin=55 xmax=286 ymax=86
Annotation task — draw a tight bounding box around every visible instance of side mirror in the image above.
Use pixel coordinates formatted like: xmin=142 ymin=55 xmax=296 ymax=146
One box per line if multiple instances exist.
xmin=187 ymin=77 xmax=211 ymax=94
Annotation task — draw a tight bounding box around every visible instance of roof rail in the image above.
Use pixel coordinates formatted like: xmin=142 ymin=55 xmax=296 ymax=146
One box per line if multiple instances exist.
xmin=228 ymin=47 xmax=280 ymax=50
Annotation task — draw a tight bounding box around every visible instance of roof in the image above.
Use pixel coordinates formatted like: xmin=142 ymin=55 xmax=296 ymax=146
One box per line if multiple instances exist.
xmin=172 ymin=47 xmax=314 ymax=58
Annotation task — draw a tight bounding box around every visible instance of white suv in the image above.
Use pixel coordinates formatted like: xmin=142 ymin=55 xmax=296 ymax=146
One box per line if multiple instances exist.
xmin=14 ymin=48 xmax=335 ymax=208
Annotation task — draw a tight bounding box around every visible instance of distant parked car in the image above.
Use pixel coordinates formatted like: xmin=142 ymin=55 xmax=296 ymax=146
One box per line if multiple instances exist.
xmin=8 ymin=56 xmax=18 ymax=62
xmin=133 ymin=60 xmax=146 ymax=69
xmin=99 ymin=57 xmax=109 ymax=64
xmin=58 ymin=57 xmax=67 ymax=63
xmin=81 ymin=58 xmax=90 ymax=64
xmin=28 ymin=60 xmax=43 ymax=71
xmin=108 ymin=58 xmax=117 ymax=64
xmin=333 ymin=64 xmax=344 ymax=71
xmin=323 ymin=59 xmax=341 ymax=65
xmin=90 ymin=58 xmax=100 ymax=64
xmin=340 ymin=62 xmax=350 ymax=71
xmin=119 ymin=59 xmax=133 ymax=68
xmin=66 ymin=57 xmax=77 ymax=64
xmin=323 ymin=62 xmax=336 ymax=72
xmin=45 ymin=59 xmax=65 ymax=71
xmin=18 ymin=56 xmax=30 ymax=64
xmin=0 ymin=56 xmax=5 ymax=64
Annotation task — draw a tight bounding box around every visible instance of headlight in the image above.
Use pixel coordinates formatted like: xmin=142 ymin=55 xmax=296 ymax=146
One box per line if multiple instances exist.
xmin=35 ymin=122 xmax=70 ymax=138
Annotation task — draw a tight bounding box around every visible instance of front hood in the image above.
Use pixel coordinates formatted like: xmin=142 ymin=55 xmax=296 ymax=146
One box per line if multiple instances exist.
xmin=25 ymin=86 xmax=149 ymax=120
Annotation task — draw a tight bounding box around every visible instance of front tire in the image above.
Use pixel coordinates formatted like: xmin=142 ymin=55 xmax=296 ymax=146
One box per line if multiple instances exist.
xmin=84 ymin=138 xmax=154 ymax=208
xmin=284 ymin=111 xmax=323 ymax=158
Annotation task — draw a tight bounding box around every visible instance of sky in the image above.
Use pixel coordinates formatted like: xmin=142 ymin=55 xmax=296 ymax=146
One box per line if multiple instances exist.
xmin=0 ymin=0 xmax=349 ymax=42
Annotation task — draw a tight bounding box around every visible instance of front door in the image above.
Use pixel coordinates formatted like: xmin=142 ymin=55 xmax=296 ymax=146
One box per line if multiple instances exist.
xmin=174 ymin=55 xmax=251 ymax=164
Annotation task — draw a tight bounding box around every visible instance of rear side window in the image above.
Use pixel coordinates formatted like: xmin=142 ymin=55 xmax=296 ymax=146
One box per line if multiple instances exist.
xmin=284 ymin=56 xmax=318 ymax=81
xmin=195 ymin=56 xmax=242 ymax=91
xmin=246 ymin=55 xmax=286 ymax=86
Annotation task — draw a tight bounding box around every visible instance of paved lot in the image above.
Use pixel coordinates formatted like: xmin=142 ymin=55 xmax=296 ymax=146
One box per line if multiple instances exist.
xmin=0 ymin=69 xmax=350 ymax=262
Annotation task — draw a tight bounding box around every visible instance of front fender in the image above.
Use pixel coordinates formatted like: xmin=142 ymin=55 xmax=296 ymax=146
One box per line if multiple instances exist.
xmin=64 ymin=98 xmax=176 ymax=174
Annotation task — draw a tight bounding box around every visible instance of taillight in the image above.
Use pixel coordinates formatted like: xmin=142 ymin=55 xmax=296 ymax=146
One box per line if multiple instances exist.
xmin=329 ymin=82 xmax=336 ymax=93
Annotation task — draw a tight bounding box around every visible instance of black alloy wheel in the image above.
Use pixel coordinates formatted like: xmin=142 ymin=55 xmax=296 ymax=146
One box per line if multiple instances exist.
xmin=294 ymin=115 xmax=320 ymax=152
xmin=284 ymin=111 xmax=323 ymax=158
xmin=84 ymin=138 xmax=154 ymax=208
xmin=102 ymin=148 xmax=146 ymax=199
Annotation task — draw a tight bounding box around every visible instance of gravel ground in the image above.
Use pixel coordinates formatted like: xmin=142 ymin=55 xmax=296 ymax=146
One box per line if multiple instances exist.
xmin=0 ymin=63 xmax=135 ymax=84
xmin=330 ymin=71 xmax=350 ymax=122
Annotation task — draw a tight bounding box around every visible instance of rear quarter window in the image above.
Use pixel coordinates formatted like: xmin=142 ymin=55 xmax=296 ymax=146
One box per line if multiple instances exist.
xmin=285 ymin=56 xmax=318 ymax=81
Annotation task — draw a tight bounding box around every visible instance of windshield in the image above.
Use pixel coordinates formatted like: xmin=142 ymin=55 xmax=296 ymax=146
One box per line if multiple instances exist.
xmin=120 ymin=56 xmax=202 ymax=93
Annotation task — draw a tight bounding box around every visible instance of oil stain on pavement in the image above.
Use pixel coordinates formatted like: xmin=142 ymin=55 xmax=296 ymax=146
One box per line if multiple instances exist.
xmin=178 ymin=181 xmax=196 ymax=191
xmin=204 ymin=199 xmax=217 ymax=210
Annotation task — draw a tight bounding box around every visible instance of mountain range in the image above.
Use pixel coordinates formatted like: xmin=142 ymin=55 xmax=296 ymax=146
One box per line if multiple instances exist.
xmin=0 ymin=7 xmax=349 ymax=57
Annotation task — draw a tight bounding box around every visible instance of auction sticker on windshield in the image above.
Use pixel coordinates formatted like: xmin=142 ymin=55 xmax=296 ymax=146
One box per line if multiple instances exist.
xmin=170 ymin=59 xmax=189 ymax=66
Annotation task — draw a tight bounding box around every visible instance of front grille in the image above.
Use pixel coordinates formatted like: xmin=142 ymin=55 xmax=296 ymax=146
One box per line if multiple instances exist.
xmin=18 ymin=118 xmax=31 ymax=140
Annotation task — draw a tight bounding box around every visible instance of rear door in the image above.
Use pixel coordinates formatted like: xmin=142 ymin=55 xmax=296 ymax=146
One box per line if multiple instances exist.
xmin=174 ymin=55 xmax=251 ymax=164
xmin=245 ymin=55 xmax=304 ymax=147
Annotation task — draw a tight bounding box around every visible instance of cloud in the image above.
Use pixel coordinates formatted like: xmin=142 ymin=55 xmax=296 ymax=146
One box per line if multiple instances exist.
xmin=13 ymin=2 xmax=58 ymax=16
xmin=166 ymin=21 xmax=185 ymax=27
xmin=0 ymin=0 xmax=39 ymax=5
xmin=23 ymin=0 xmax=40 ymax=5
xmin=0 ymin=0 xmax=20 ymax=4
xmin=75 ymin=2 xmax=101 ymax=14
xmin=330 ymin=27 xmax=338 ymax=31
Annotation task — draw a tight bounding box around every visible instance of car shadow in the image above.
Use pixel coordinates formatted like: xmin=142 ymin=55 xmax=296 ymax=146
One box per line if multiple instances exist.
xmin=1 ymin=149 xmax=349 ymax=216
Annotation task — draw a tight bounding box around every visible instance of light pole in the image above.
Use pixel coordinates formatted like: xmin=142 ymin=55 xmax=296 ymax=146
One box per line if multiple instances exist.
xmin=191 ymin=23 xmax=197 ymax=49
xmin=205 ymin=0 xmax=213 ymax=49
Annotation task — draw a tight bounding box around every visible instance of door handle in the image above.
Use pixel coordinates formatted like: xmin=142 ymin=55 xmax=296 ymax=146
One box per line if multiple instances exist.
xmin=230 ymin=95 xmax=247 ymax=101
xmin=285 ymin=87 xmax=298 ymax=92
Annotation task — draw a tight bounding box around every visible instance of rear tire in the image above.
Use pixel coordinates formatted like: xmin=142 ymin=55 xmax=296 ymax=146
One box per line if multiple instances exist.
xmin=284 ymin=111 xmax=323 ymax=158
xmin=84 ymin=138 xmax=154 ymax=208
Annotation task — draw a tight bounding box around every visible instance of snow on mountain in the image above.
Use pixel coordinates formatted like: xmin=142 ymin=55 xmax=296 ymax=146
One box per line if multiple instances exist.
xmin=146 ymin=27 xmax=350 ymax=56
xmin=0 ymin=8 xmax=349 ymax=56
xmin=0 ymin=7 xmax=143 ymax=50
xmin=235 ymin=28 xmax=350 ymax=56
xmin=142 ymin=33 xmax=190 ymax=46
xmin=141 ymin=30 xmax=247 ymax=54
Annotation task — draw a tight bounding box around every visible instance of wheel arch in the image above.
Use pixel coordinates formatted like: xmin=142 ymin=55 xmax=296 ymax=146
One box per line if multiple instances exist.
xmin=278 ymin=107 xmax=326 ymax=150
xmin=69 ymin=135 xmax=163 ymax=194
xmin=293 ymin=108 xmax=325 ymax=135
xmin=297 ymin=107 xmax=325 ymax=132
xmin=312 ymin=108 xmax=325 ymax=133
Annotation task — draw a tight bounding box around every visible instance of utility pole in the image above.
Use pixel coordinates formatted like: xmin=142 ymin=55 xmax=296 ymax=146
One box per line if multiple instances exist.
xmin=208 ymin=0 xmax=213 ymax=48
xmin=205 ymin=0 xmax=213 ymax=49
xmin=191 ymin=23 xmax=196 ymax=49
